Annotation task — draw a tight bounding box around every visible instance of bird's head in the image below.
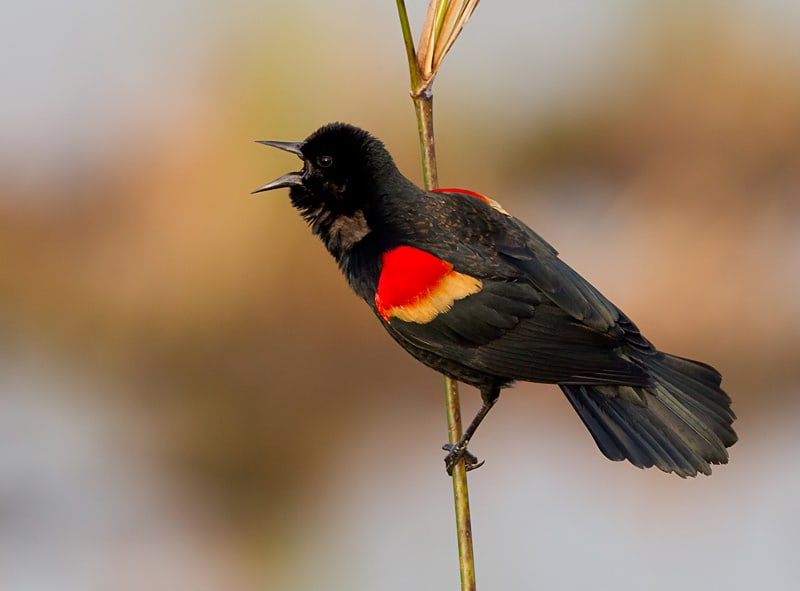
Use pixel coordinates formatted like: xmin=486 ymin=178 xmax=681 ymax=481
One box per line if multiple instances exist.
xmin=254 ymin=122 xmax=406 ymax=257
xmin=254 ymin=122 xmax=399 ymax=220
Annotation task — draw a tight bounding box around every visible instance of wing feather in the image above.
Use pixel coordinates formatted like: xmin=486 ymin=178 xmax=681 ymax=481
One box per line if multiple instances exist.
xmin=385 ymin=280 xmax=648 ymax=386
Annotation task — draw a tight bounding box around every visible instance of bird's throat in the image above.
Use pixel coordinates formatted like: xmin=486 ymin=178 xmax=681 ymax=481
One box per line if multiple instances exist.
xmin=323 ymin=210 xmax=371 ymax=257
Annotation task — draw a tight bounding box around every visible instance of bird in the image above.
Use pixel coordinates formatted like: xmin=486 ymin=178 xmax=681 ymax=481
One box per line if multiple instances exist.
xmin=253 ymin=122 xmax=737 ymax=477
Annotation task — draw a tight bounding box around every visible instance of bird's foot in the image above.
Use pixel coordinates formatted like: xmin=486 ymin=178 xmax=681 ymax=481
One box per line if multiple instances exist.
xmin=442 ymin=442 xmax=484 ymax=475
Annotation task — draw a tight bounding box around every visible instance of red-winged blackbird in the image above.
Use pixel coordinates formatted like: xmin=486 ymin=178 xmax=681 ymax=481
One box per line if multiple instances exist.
xmin=254 ymin=122 xmax=736 ymax=477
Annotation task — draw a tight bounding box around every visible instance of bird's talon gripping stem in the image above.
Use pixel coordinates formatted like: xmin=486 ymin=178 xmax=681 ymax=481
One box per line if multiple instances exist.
xmin=442 ymin=442 xmax=484 ymax=475
xmin=440 ymin=386 xmax=500 ymax=475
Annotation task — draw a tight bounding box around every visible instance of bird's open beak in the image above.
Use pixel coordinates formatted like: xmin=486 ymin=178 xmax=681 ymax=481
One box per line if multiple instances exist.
xmin=252 ymin=140 xmax=306 ymax=194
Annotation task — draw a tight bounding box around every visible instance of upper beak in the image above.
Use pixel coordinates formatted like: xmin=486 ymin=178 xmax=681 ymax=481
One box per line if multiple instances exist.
xmin=255 ymin=140 xmax=305 ymax=156
xmin=252 ymin=140 xmax=306 ymax=194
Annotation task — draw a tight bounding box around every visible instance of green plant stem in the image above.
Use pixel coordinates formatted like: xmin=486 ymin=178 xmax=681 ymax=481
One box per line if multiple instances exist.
xmin=412 ymin=92 xmax=438 ymax=188
xmin=443 ymin=373 xmax=478 ymax=591
xmin=395 ymin=3 xmax=478 ymax=590
xmin=396 ymin=0 xmax=421 ymax=91
xmin=415 ymin=89 xmax=477 ymax=591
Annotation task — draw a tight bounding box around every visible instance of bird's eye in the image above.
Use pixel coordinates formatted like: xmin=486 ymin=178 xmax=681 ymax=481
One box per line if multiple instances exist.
xmin=317 ymin=155 xmax=333 ymax=168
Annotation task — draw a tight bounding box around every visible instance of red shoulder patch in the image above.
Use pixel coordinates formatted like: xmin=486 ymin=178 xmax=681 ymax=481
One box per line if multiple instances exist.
xmin=375 ymin=246 xmax=482 ymax=323
xmin=434 ymin=187 xmax=491 ymax=204
xmin=434 ymin=187 xmax=508 ymax=214
xmin=376 ymin=246 xmax=452 ymax=309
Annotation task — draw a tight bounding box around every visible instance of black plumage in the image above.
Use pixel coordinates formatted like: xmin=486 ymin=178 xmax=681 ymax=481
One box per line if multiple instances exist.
xmin=254 ymin=122 xmax=737 ymax=476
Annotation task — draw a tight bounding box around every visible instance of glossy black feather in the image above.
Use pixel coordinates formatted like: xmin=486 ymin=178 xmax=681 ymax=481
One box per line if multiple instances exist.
xmin=383 ymin=280 xmax=649 ymax=387
xmin=561 ymin=354 xmax=736 ymax=477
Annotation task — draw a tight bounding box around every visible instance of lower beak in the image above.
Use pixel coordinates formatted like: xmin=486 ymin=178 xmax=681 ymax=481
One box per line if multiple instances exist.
xmin=251 ymin=171 xmax=303 ymax=194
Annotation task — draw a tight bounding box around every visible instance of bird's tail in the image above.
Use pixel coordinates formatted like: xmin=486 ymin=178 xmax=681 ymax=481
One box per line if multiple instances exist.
xmin=560 ymin=353 xmax=737 ymax=477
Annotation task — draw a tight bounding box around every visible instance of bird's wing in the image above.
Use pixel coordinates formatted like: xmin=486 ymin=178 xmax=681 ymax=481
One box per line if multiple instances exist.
xmin=421 ymin=190 xmax=650 ymax=346
xmin=494 ymin=217 xmax=625 ymax=334
xmin=374 ymin=243 xmax=648 ymax=386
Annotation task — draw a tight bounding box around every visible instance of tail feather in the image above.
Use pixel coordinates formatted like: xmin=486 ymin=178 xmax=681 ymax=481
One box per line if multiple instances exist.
xmin=560 ymin=353 xmax=737 ymax=477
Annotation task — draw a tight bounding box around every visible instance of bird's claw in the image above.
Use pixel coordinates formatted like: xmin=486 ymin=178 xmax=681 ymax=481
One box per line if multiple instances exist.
xmin=442 ymin=442 xmax=485 ymax=475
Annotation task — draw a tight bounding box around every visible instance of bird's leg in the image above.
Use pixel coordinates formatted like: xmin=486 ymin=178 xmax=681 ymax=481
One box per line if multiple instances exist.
xmin=442 ymin=386 xmax=500 ymax=475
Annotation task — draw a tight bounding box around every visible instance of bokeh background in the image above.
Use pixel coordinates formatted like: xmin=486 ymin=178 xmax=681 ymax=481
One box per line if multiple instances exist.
xmin=2 ymin=1 xmax=799 ymax=589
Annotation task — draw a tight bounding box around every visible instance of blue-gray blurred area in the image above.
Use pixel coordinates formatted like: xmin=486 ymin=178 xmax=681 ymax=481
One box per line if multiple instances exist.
xmin=1 ymin=1 xmax=799 ymax=589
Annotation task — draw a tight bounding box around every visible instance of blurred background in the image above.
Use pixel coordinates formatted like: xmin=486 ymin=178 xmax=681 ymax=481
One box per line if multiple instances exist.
xmin=1 ymin=1 xmax=798 ymax=589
